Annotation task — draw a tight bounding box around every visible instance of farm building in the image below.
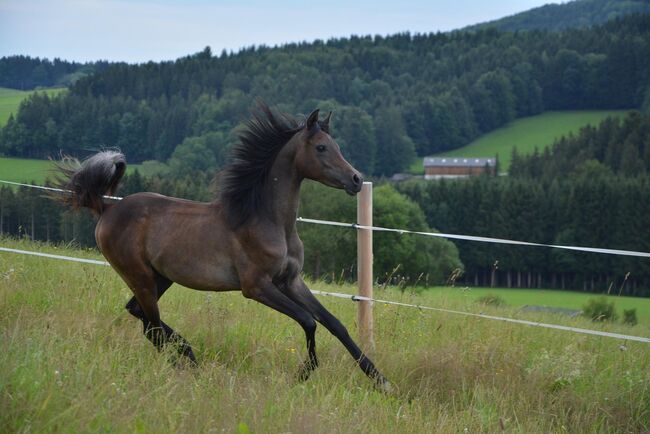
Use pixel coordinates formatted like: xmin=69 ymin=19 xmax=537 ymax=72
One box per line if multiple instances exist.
xmin=423 ymin=157 xmax=496 ymax=179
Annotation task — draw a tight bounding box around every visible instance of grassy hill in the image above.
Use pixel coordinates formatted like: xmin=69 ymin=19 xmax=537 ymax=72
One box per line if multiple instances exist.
xmin=0 ymin=157 xmax=166 ymax=186
xmin=0 ymin=87 xmax=66 ymax=126
xmin=0 ymin=237 xmax=649 ymax=432
xmin=409 ymin=110 xmax=631 ymax=174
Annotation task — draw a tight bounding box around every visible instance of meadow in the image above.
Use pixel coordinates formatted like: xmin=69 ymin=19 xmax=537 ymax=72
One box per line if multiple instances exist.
xmin=409 ymin=110 xmax=631 ymax=174
xmin=1 ymin=237 xmax=649 ymax=433
xmin=0 ymin=157 xmax=165 ymax=185
xmin=417 ymin=287 xmax=650 ymax=328
xmin=0 ymin=87 xmax=67 ymax=127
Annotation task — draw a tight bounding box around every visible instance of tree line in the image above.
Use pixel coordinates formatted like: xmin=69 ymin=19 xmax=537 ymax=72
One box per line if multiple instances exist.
xmin=0 ymin=55 xmax=111 ymax=90
xmin=2 ymin=15 xmax=650 ymax=176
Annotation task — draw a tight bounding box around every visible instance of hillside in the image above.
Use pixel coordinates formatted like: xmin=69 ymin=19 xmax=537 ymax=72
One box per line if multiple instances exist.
xmin=0 ymin=156 xmax=165 ymax=185
xmin=468 ymin=0 xmax=650 ymax=31
xmin=1 ymin=15 xmax=649 ymax=177
xmin=1 ymin=237 xmax=649 ymax=432
xmin=397 ymin=112 xmax=650 ymax=295
xmin=436 ymin=110 xmax=630 ymax=172
xmin=0 ymin=87 xmax=66 ymax=126
xmin=510 ymin=110 xmax=650 ymax=179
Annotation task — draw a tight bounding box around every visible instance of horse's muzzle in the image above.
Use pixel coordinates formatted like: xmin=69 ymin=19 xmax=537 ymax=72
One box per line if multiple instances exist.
xmin=344 ymin=172 xmax=363 ymax=195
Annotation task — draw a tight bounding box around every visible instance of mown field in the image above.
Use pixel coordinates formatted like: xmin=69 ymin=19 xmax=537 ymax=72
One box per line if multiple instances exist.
xmin=417 ymin=286 xmax=650 ymax=329
xmin=409 ymin=110 xmax=631 ymax=174
xmin=1 ymin=237 xmax=649 ymax=433
xmin=0 ymin=87 xmax=67 ymax=126
xmin=0 ymin=157 xmax=164 ymax=185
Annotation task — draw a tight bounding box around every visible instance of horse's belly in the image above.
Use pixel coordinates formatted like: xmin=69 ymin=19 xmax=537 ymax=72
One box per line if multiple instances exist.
xmin=153 ymin=256 xmax=241 ymax=291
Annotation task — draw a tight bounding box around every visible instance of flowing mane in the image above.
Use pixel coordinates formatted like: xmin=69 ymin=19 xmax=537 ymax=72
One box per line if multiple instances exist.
xmin=218 ymin=104 xmax=302 ymax=228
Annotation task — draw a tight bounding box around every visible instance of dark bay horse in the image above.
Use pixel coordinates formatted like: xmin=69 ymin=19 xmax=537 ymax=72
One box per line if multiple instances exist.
xmin=57 ymin=105 xmax=390 ymax=390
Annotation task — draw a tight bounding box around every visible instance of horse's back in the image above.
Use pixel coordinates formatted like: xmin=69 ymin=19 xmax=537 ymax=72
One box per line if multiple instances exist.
xmin=96 ymin=192 xmax=212 ymax=244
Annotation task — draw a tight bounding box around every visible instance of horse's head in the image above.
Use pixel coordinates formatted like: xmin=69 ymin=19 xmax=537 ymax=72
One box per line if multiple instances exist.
xmin=294 ymin=109 xmax=363 ymax=195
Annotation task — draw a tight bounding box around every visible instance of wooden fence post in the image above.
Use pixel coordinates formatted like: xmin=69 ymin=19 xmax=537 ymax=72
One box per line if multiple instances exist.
xmin=357 ymin=181 xmax=374 ymax=351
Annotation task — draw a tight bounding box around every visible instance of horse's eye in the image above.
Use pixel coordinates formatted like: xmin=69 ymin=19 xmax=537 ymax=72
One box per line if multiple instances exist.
xmin=316 ymin=144 xmax=326 ymax=153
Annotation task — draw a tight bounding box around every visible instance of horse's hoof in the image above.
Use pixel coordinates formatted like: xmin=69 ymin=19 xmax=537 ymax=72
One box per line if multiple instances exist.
xmin=169 ymin=349 xmax=198 ymax=369
xmin=296 ymin=359 xmax=318 ymax=382
xmin=297 ymin=369 xmax=311 ymax=382
xmin=185 ymin=349 xmax=198 ymax=367
xmin=376 ymin=378 xmax=394 ymax=394
xmin=296 ymin=365 xmax=313 ymax=382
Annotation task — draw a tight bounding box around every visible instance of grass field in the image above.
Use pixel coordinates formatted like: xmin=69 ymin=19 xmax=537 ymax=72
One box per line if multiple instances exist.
xmin=0 ymin=87 xmax=67 ymax=127
xmin=413 ymin=286 xmax=650 ymax=328
xmin=409 ymin=110 xmax=632 ymax=174
xmin=0 ymin=157 xmax=164 ymax=186
xmin=1 ymin=237 xmax=649 ymax=433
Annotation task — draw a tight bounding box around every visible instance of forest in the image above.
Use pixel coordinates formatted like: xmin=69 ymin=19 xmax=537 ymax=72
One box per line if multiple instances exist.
xmin=0 ymin=55 xmax=110 ymax=90
xmin=1 ymin=15 xmax=650 ymax=177
xmin=397 ymin=111 xmax=650 ymax=295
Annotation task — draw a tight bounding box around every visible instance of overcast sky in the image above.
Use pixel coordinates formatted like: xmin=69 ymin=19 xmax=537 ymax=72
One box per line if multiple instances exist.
xmin=0 ymin=0 xmax=560 ymax=63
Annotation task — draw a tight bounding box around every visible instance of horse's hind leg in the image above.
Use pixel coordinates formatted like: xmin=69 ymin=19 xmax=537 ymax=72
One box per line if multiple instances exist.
xmin=121 ymin=267 xmax=196 ymax=364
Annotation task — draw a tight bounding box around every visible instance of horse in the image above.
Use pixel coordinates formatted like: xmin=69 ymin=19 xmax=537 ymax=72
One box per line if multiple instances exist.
xmin=56 ymin=104 xmax=391 ymax=391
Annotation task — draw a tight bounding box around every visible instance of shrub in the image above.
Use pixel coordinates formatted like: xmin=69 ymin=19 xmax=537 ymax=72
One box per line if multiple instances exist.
xmin=622 ymin=309 xmax=638 ymax=326
xmin=582 ymin=297 xmax=617 ymax=322
xmin=477 ymin=294 xmax=506 ymax=307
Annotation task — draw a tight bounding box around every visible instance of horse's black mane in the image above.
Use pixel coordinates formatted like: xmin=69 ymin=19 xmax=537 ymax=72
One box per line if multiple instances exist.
xmin=219 ymin=103 xmax=327 ymax=228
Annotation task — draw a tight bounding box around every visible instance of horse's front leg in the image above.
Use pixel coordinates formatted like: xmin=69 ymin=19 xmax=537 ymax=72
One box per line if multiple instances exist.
xmin=241 ymin=276 xmax=319 ymax=381
xmin=283 ymin=278 xmax=392 ymax=392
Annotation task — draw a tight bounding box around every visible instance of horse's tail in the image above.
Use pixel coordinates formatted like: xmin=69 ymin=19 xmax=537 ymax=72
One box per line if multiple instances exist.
xmin=54 ymin=150 xmax=126 ymax=215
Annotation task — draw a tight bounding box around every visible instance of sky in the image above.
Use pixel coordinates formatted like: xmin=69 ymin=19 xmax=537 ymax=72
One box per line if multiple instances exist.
xmin=0 ymin=0 xmax=561 ymax=63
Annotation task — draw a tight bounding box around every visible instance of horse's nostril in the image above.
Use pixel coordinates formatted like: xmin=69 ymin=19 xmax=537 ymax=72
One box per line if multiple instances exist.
xmin=353 ymin=174 xmax=361 ymax=185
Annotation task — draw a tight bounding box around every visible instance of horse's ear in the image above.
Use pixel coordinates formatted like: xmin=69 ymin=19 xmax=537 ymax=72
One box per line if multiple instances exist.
xmin=306 ymin=109 xmax=320 ymax=129
xmin=322 ymin=111 xmax=332 ymax=131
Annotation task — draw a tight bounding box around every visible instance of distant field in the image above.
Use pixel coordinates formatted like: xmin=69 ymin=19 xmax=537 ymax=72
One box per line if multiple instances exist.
xmin=414 ymin=286 xmax=650 ymax=328
xmin=0 ymin=157 xmax=164 ymax=186
xmin=409 ymin=110 xmax=631 ymax=174
xmin=0 ymin=87 xmax=66 ymax=126
xmin=0 ymin=157 xmax=53 ymax=185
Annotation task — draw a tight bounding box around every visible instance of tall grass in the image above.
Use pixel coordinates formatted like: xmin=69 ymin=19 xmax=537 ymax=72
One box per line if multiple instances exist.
xmin=1 ymin=237 xmax=649 ymax=433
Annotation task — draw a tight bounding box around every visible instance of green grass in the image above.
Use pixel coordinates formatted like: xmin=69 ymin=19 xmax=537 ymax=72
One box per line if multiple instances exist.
xmin=0 ymin=87 xmax=67 ymax=127
xmin=409 ymin=110 xmax=632 ymax=174
xmin=0 ymin=157 xmax=165 ymax=186
xmin=410 ymin=286 xmax=650 ymax=328
xmin=0 ymin=157 xmax=54 ymax=185
xmin=1 ymin=236 xmax=649 ymax=433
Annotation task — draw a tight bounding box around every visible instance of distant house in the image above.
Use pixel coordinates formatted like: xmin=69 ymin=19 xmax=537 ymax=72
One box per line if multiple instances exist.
xmin=423 ymin=157 xmax=496 ymax=180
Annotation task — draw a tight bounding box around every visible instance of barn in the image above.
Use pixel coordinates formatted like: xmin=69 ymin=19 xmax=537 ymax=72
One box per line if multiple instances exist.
xmin=423 ymin=157 xmax=496 ymax=180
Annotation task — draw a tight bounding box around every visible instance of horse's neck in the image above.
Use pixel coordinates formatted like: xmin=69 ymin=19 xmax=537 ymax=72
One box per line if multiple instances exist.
xmin=265 ymin=146 xmax=302 ymax=231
